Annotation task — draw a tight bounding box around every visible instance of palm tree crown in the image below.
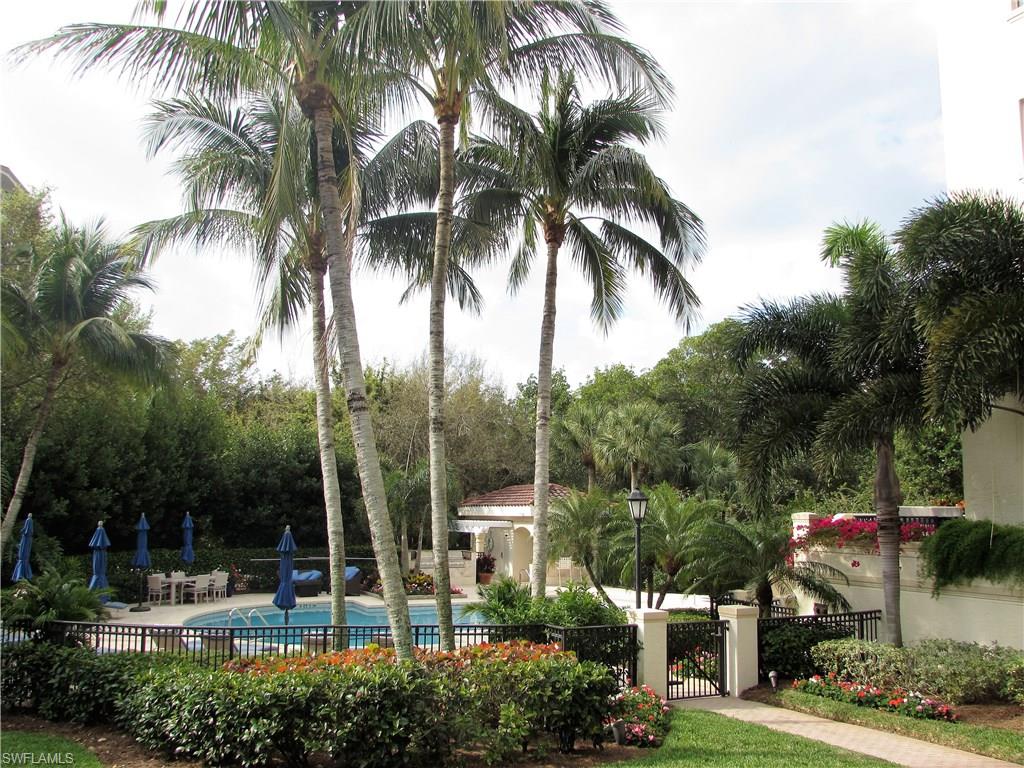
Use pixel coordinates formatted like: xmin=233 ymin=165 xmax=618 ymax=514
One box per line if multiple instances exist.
xmin=1 ymin=218 xmax=171 ymax=548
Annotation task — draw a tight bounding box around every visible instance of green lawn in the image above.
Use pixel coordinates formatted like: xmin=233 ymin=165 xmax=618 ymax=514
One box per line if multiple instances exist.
xmin=777 ymin=690 xmax=1024 ymax=765
xmin=613 ymin=709 xmax=893 ymax=767
xmin=0 ymin=731 xmax=102 ymax=768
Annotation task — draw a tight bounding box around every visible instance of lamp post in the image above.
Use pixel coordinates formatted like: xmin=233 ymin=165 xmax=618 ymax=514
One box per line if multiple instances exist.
xmin=626 ymin=489 xmax=648 ymax=609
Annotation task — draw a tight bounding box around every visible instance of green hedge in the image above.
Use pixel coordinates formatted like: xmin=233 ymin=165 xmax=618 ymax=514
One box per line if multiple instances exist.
xmin=919 ymin=518 xmax=1024 ymax=592
xmin=1 ymin=642 xmax=619 ymax=767
xmin=760 ymin=623 xmax=852 ymax=680
xmin=1 ymin=643 xmax=185 ymax=724
xmin=69 ymin=545 xmax=379 ymax=599
xmin=810 ymin=638 xmax=1024 ymax=704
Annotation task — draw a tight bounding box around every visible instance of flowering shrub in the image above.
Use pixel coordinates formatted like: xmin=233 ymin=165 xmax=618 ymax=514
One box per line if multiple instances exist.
xmin=476 ymin=553 xmax=496 ymax=574
xmin=793 ymin=674 xmax=957 ymax=722
xmin=370 ymin=572 xmax=464 ymax=596
xmin=795 ymin=517 xmax=935 ymax=553
xmin=222 ymin=640 xmax=570 ymax=675
xmin=610 ymin=685 xmax=671 ymax=747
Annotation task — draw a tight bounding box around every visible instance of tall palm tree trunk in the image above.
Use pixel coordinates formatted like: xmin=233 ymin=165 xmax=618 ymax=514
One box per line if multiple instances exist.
xmin=310 ymin=262 xmax=347 ymax=626
xmin=2 ymin=357 xmax=65 ymax=549
xmin=584 ymin=462 xmax=596 ymax=494
xmin=874 ymin=434 xmax=903 ymax=646
xmin=531 ymin=238 xmax=560 ymax=597
xmin=582 ymin=557 xmax=616 ymax=609
xmin=428 ymin=116 xmax=457 ymax=650
xmin=309 ymin=99 xmax=412 ymax=659
xmin=755 ymin=578 xmax=774 ymax=618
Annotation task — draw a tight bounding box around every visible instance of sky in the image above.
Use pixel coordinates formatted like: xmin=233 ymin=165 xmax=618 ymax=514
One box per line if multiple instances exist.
xmin=0 ymin=1 xmax=945 ymax=392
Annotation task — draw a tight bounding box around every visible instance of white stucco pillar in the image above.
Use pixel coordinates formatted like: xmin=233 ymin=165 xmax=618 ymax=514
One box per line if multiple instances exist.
xmin=474 ymin=532 xmax=486 ymax=554
xmin=719 ymin=604 xmax=759 ymax=696
xmin=627 ymin=608 xmax=668 ymax=697
xmin=791 ymin=511 xmax=820 ymax=542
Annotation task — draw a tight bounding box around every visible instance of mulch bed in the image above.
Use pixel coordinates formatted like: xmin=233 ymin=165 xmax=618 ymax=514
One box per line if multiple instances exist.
xmin=2 ymin=715 xmax=638 ymax=768
xmin=742 ymin=683 xmax=1024 ymax=731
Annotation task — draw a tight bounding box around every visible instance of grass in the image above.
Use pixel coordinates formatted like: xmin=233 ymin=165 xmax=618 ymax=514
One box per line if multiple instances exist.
xmin=0 ymin=731 xmax=103 ymax=768
xmin=612 ymin=708 xmax=893 ymax=767
xmin=776 ymin=690 xmax=1024 ymax=765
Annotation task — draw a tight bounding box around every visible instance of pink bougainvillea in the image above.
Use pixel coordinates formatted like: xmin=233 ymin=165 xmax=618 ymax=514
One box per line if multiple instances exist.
xmin=794 ymin=517 xmax=935 ymax=553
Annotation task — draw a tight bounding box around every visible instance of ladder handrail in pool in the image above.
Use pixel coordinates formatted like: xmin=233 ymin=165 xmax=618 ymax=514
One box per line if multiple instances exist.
xmin=247 ymin=608 xmax=271 ymax=627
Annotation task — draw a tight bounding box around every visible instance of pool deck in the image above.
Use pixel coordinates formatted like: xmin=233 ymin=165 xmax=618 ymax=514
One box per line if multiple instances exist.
xmin=104 ymin=584 xmax=710 ymax=626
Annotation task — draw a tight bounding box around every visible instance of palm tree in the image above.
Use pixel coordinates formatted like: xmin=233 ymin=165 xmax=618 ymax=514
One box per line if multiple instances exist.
xmin=557 ymin=401 xmax=606 ymax=492
xmin=463 ymin=73 xmax=703 ymax=597
xmin=688 ymin=521 xmax=851 ymax=618
xmin=17 ymin=1 xmax=418 ymax=657
xmin=134 ymin=91 xmax=477 ymax=625
xmin=1 ymin=218 xmax=170 ymax=548
xmin=597 ymin=400 xmax=683 ymax=492
xmin=548 ymin=489 xmax=616 ymax=607
xmin=343 ymin=0 xmax=675 ymax=638
xmin=685 ymin=440 xmax=740 ymax=507
xmin=733 ymin=221 xmax=924 ymax=645
xmin=896 ymin=191 xmax=1024 ymax=428
xmin=642 ymin=484 xmax=723 ymax=609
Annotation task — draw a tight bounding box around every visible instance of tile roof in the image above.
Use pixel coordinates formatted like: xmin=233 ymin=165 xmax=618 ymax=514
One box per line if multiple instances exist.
xmin=459 ymin=483 xmax=572 ymax=508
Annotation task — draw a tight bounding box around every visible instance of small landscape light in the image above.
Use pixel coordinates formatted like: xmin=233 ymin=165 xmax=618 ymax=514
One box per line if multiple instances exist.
xmin=769 ymin=670 xmax=779 ymax=691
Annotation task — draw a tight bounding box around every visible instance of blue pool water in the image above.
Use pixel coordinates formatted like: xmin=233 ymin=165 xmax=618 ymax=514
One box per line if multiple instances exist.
xmin=184 ymin=601 xmax=481 ymax=628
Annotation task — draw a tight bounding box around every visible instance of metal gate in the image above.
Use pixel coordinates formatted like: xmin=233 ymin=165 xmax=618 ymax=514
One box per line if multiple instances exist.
xmin=667 ymin=620 xmax=727 ymax=699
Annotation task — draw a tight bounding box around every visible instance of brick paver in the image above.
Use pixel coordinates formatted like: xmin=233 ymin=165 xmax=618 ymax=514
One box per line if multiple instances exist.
xmin=676 ymin=696 xmax=1018 ymax=768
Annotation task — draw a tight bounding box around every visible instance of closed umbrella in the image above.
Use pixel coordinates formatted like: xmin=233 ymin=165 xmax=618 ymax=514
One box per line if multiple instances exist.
xmin=130 ymin=514 xmax=152 ymax=613
xmin=273 ymin=525 xmax=297 ymax=626
xmin=10 ymin=514 xmax=34 ymax=582
xmin=88 ymin=521 xmax=112 ymax=591
xmin=181 ymin=512 xmax=195 ymax=565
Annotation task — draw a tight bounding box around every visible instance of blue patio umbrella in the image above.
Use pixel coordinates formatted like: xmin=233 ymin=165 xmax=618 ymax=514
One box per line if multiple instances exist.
xmin=131 ymin=513 xmax=152 ymax=569
xmin=10 ymin=514 xmax=34 ymax=582
xmin=273 ymin=525 xmax=297 ymax=625
xmin=88 ymin=521 xmax=112 ymax=591
xmin=181 ymin=512 xmax=195 ymax=565
xmin=130 ymin=514 xmax=152 ymax=612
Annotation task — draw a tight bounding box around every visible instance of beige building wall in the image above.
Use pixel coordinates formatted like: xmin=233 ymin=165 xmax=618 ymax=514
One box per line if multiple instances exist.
xmin=794 ymin=545 xmax=1024 ymax=649
xmin=962 ymin=394 xmax=1024 ymax=526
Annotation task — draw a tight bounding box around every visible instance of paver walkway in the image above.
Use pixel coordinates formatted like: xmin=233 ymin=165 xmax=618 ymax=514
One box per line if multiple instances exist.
xmin=676 ymin=696 xmax=1018 ymax=768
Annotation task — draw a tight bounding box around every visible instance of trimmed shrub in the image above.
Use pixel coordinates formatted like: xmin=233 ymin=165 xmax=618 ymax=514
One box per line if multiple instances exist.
xmin=811 ymin=638 xmax=1024 ymax=704
xmin=1004 ymin=659 xmax=1024 ymax=706
xmin=1 ymin=643 xmax=183 ymax=724
xmin=760 ymin=623 xmax=852 ymax=680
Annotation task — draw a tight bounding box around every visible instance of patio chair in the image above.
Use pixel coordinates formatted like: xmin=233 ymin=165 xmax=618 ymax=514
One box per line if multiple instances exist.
xmin=344 ymin=566 xmax=362 ymax=596
xmin=148 ymin=628 xmax=200 ymax=653
xmin=208 ymin=572 xmax=228 ymax=601
xmin=293 ymin=569 xmax=323 ymax=597
xmin=147 ymin=575 xmax=170 ymax=605
xmin=183 ymin=575 xmax=211 ymax=604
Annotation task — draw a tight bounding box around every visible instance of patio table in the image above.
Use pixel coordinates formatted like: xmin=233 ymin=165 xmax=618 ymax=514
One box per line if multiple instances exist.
xmin=159 ymin=575 xmax=198 ymax=605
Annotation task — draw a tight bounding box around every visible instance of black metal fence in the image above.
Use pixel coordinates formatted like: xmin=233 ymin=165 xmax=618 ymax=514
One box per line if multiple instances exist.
xmin=666 ymin=619 xmax=728 ymax=700
xmin=1 ymin=620 xmax=636 ymax=684
xmin=756 ymin=609 xmax=881 ymax=679
xmin=546 ymin=624 xmax=637 ymax=688
xmin=718 ymin=594 xmax=796 ymax=618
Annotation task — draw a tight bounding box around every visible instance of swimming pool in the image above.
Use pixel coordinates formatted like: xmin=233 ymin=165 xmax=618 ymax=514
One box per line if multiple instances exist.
xmin=184 ymin=601 xmax=482 ymax=628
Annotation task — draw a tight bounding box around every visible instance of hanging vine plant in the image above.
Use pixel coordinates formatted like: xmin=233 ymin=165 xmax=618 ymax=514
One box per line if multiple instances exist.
xmin=919 ymin=518 xmax=1024 ymax=593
